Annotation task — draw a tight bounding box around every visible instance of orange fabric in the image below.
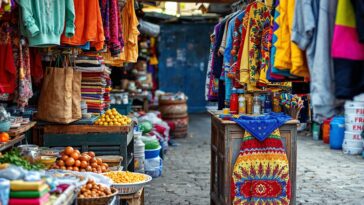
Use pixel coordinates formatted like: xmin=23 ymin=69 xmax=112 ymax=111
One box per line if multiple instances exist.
xmin=61 ymin=0 xmax=105 ymax=50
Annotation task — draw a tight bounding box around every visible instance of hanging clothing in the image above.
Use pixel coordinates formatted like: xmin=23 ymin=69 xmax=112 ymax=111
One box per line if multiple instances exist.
xmin=238 ymin=2 xmax=273 ymax=90
xmin=206 ymin=34 xmax=218 ymax=101
xmin=274 ymin=0 xmax=310 ymax=79
xmin=333 ymin=0 xmax=364 ymax=99
xmin=99 ymin=0 xmax=124 ymax=56
xmin=61 ymin=0 xmax=105 ymax=51
xmin=231 ymin=113 xmax=291 ymax=204
xmin=292 ymin=0 xmax=338 ymax=122
xmin=119 ymin=0 xmax=139 ymax=63
xmin=352 ymin=0 xmax=364 ymax=43
xmin=332 ymin=0 xmax=364 ymax=60
xmin=0 ymin=26 xmax=16 ymax=94
xmin=17 ymin=0 xmax=75 ymax=47
xmin=212 ymin=20 xmax=226 ymax=79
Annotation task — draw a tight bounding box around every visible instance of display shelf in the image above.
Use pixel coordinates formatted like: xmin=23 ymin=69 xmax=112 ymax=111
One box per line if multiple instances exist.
xmin=8 ymin=121 xmax=36 ymax=137
xmin=0 ymin=135 xmax=25 ymax=152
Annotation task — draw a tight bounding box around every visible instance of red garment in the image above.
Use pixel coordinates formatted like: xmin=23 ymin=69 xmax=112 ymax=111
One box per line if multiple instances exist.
xmin=29 ymin=48 xmax=43 ymax=84
xmin=0 ymin=42 xmax=16 ymax=93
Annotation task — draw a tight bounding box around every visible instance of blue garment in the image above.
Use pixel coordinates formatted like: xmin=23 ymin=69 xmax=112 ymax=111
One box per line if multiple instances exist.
xmin=212 ymin=20 xmax=227 ymax=79
xmin=224 ymin=11 xmax=245 ymax=102
xmin=233 ymin=113 xmax=291 ymax=141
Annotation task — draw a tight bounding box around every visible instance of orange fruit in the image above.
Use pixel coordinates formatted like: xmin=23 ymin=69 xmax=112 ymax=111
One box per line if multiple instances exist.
xmin=0 ymin=132 xmax=9 ymax=143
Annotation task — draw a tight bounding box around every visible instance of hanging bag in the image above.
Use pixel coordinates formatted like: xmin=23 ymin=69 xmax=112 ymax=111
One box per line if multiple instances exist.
xmin=37 ymin=55 xmax=81 ymax=124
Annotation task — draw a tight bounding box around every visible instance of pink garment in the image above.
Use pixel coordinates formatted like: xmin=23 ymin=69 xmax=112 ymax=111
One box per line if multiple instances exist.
xmin=332 ymin=25 xmax=364 ymax=60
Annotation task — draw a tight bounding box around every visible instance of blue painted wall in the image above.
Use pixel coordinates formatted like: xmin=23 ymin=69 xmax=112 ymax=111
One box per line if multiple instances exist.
xmin=158 ymin=23 xmax=214 ymax=113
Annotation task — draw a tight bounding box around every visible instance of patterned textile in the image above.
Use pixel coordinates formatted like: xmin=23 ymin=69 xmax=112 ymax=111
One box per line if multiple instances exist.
xmin=239 ymin=2 xmax=272 ymax=89
xmin=99 ymin=0 xmax=124 ymax=56
xmin=233 ymin=112 xmax=291 ymax=141
xmin=232 ymin=129 xmax=291 ymax=205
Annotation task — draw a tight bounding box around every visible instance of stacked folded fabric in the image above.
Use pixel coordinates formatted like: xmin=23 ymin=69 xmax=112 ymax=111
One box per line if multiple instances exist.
xmin=9 ymin=180 xmax=50 ymax=205
xmin=76 ymin=54 xmax=112 ymax=115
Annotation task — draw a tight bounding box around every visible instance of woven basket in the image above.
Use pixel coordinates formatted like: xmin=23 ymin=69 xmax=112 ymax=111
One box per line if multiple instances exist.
xmin=77 ymin=187 xmax=118 ymax=205
xmin=111 ymin=174 xmax=152 ymax=195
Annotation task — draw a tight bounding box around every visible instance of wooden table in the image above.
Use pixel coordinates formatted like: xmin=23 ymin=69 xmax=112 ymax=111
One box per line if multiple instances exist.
xmin=119 ymin=188 xmax=144 ymax=205
xmin=33 ymin=124 xmax=134 ymax=171
xmin=209 ymin=111 xmax=298 ymax=205
xmin=0 ymin=122 xmax=36 ymax=152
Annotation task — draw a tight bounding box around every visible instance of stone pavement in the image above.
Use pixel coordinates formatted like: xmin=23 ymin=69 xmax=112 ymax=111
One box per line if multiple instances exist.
xmin=144 ymin=113 xmax=364 ymax=205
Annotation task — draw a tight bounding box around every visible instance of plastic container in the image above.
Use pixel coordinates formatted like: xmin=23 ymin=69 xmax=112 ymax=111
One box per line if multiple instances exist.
xmin=345 ymin=114 xmax=364 ymax=124
xmin=322 ymin=118 xmax=333 ymax=144
xmin=344 ymin=131 xmax=362 ymax=140
xmin=343 ymin=145 xmax=363 ymax=155
xmin=342 ymin=139 xmax=363 ymax=149
xmin=141 ymin=136 xmax=160 ymax=150
xmin=0 ymin=121 xmax=11 ymax=132
xmin=344 ymin=102 xmax=364 ymax=116
xmin=134 ymin=131 xmax=145 ymax=173
xmin=345 ymin=123 xmax=364 ymax=133
xmin=145 ymin=156 xmax=163 ymax=178
xmin=230 ymin=89 xmax=238 ymax=114
xmin=312 ymin=122 xmax=321 ymax=141
xmin=0 ymin=178 xmax=10 ymax=205
xmin=145 ymin=146 xmax=161 ymax=159
xmin=329 ymin=116 xmax=345 ymax=149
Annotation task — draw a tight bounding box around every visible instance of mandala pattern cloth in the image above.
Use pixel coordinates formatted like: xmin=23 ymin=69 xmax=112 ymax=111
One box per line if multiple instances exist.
xmin=232 ymin=114 xmax=291 ymax=204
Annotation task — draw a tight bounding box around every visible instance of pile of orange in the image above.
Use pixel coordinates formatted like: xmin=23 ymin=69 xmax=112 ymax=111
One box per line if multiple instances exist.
xmin=94 ymin=108 xmax=131 ymax=126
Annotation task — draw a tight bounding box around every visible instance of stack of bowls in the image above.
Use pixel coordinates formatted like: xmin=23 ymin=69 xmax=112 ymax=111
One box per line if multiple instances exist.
xmin=343 ymin=101 xmax=364 ymax=155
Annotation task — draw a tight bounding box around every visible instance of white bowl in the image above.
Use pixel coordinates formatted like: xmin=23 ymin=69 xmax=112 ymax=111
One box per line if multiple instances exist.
xmin=342 ymin=139 xmax=363 ymax=149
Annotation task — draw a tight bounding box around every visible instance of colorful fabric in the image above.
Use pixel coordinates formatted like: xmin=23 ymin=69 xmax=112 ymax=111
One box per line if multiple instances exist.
xmin=274 ymin=0 xmax=310 ymax=79
xmin=99 ymin=0 xmax=124 ymax=56
xmin=239 ymin=2 xmax=272 ymax=89
xmin=9 ymin=193 xmax=49 ymax=205
xmin=0 ymin=23 xmax=16 ymax=94
xmin=206 ymin=34 xmax=218 ymax=101
xmin=332 ymin=0 xmax=364 ymax=60
xmin=61 ymin=0 xmax=105 ymax=50
xmin=10 ymin=184 xmax=49 ymax=198
xmin=233 ymin=112 xmax=291 ymax=141
xmin=231 ymin=129 xmax=291 ymax=204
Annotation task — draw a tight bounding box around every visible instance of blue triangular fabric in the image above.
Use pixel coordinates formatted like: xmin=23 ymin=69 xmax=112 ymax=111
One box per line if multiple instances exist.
xmin=233 ymin=113 xmax=292 ymax=141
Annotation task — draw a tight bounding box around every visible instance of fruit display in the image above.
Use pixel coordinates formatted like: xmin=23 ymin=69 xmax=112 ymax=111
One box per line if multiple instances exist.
xmin=52 ymin=147 xmax=109 ymax=173
xmin=94 ymin=108 xmax=132 ymax=126
xmin=0 ymin=132 xmax=9 ymax=143
xmin=103 ymin=171 xmax=147 ymax=184
xmin=78 ymin=179 xmax=113 ymax=198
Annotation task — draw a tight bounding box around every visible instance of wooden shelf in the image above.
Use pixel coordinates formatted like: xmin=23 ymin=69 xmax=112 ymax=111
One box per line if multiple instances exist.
xmin=8 ymin=122 xmax=36 ymax=137
xmin=43 ymin=124 xmax=132 ymax=134
xmin=0 ymin=135 xmax=25 ymax=152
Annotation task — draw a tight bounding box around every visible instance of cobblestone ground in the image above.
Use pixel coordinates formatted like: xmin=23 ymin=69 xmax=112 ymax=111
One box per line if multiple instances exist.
xmin=145 ymin=114 xmax=364 ymax=205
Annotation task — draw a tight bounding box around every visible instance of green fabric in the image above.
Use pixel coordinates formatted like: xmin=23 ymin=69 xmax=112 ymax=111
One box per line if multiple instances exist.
xmin=16 ymin=0 xmax=75 ymax=47
xmin=10 ymin=186 xmax=49 ymax=198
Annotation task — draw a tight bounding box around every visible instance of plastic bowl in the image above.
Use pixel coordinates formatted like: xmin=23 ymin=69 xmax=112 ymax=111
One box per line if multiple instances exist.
xmin=0 ymin=121 xmax=11 ymax=132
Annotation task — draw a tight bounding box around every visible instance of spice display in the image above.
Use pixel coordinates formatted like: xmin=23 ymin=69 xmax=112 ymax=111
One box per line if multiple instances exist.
xmin=103 ymin=171 xmax=147 ymax=184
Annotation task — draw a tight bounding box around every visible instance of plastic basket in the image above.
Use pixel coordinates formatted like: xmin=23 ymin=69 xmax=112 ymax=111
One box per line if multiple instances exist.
xmin=110 ymin=102 xmax=132 ymax=115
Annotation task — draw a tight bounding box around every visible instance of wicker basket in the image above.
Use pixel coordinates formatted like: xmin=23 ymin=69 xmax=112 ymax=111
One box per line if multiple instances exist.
xmin=77 ymin=187 xmax=118 ymax=205
xmin=111 ymin=174 xmax=152 ymax=195
xmin=98 ymin=155 xmax=123 ymax=171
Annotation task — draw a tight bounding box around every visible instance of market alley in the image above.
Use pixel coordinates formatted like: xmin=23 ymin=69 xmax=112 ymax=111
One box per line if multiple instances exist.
xmin=145 ymin=113 xmax=364 ymax=205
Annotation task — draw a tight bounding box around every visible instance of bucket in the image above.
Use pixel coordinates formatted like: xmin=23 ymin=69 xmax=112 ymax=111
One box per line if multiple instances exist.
xmin=312 ymin=122 xmax=321 ymax=141
xmin=345 ymin=123 xmax=364 ymax=132
xmin=145 ymin=146 xmax=161 ymax=159
xmin=344 ymin=101 xmax=364 ymax=116
xmin=134 ymin=132 xmax=145 ymax=173
xmin=145 ymin=156 xmax=163 ymax=178
xmin=330 ymin=116 xmax=345 ymax=149
xmin=343 ymin=145 xmax=363 ymax=155
xmin=345 ymin=114 xmax=364 ymax=124
xmin=322 ymin=118 xmax=333 ymax=144
xmin=344 ymin=131 xmax=362 ymax=140
xmin=342 ymin=139 xmax=363 ymax=149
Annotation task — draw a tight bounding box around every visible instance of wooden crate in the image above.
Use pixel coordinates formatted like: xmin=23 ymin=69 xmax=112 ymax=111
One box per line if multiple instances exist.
xmin=33 ymin=124 xmax=134 ymax=171
xmin=210 ymin=112 xmax=298 ymax=205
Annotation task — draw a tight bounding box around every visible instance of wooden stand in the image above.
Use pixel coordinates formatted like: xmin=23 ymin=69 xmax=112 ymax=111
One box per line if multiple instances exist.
xmin=33 ymin=124 xmax=134 ymax=171
xmin=209 ymin=111 xmax=298 ymax=205
xmin=119 ymin=188 xmax=144 ymax=205
xmin=0 ymin=122 xmax=36 ymax=152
